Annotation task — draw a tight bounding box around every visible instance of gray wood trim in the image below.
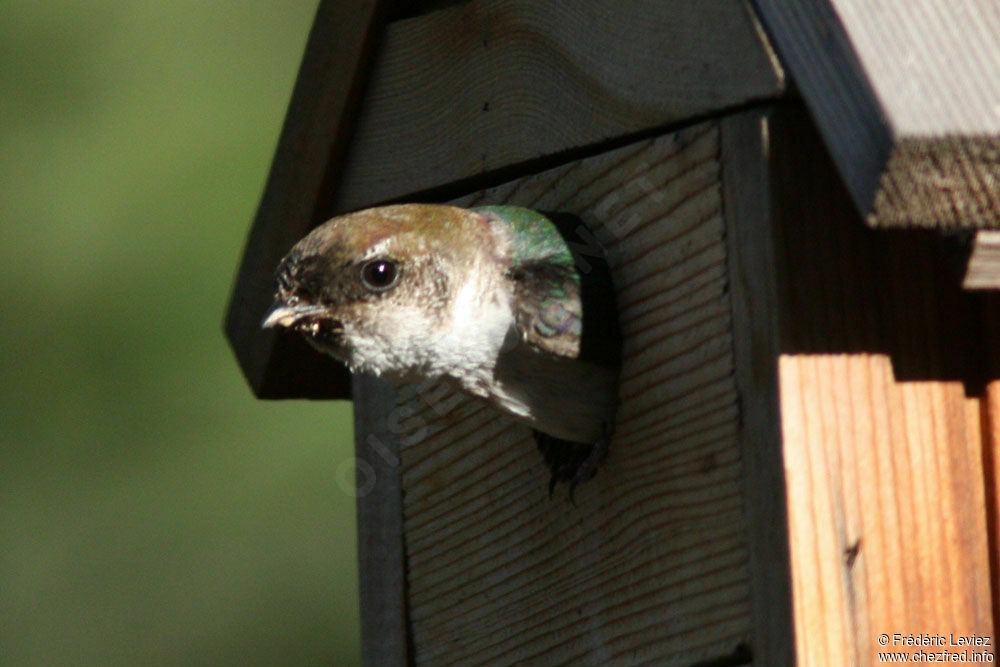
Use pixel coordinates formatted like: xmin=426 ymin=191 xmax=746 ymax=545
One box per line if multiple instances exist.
xmin=964 ymin=231 xmax=1000 ymax=290
xmin=753 ymin=0 xmax=1000 ymax=228
xmin=333 ymin=0 xmax=785 ymax=211
xmin=353 ymin=374 xmax=410 ymax=667
xmin=224 ymin=0 xmax=389 ymax=399
xmin=721 ymin=108 xmax=795 ymax=666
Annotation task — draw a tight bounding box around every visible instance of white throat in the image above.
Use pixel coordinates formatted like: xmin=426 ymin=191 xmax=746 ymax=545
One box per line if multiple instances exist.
xmin=430 ymin=264 xmax=515 ymax=391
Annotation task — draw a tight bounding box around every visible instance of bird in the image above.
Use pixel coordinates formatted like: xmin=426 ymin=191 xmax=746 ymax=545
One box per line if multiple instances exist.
xmin=262 ymin=203 xmax=621 ymax=494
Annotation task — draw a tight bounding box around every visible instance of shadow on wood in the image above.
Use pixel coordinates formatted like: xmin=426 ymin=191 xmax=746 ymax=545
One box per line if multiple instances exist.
xmin=361 ymin=122 xmax=753 ymax=665
xmin=725 ymin=104 xmax=997 ymax=664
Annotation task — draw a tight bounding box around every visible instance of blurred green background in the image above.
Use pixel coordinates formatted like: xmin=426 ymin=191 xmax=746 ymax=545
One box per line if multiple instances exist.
xmin=1 ymin=2 xmax=362 ymax=664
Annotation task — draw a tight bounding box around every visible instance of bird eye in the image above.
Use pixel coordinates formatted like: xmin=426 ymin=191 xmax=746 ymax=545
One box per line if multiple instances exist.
xmin=360 ymin=259 xmax=399 ymax=292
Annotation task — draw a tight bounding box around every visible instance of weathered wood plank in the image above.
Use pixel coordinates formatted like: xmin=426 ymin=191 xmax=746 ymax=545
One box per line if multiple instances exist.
xmin=985 ymin=380 xmax=1000 ymax=645
xmin=766 ymin=107 xmax=994 ymax=663
xmin=981 ymin=303 xmax=1000 ymax=646
xmin=964 ymin=231 xmax=1000 ymax=290
xmin=224 ymin=0 xmax=388 ymax=398
xmin=383 ymin=123 xmax=752 ymax=664
xmin=332 ymin=0 xmax=784 ymax=212
xmin=754 ymin=0 xmax=1000 ymax=228
xmin=352 ymin=374 xmax=410 ymax=667
xmin=720 ymin=109 xmax=794 ymax=666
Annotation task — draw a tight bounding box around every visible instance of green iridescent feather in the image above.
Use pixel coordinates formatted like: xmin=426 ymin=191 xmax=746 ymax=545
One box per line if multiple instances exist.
xmin=473 ymin=206 xmax=576 ymax=269
xmin=473 ymin=205 xmax=584 ymax=359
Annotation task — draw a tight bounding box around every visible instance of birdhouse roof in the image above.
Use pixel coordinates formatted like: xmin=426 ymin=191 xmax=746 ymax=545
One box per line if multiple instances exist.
xmin=226 ymin=0 xmax=1000 ymax=399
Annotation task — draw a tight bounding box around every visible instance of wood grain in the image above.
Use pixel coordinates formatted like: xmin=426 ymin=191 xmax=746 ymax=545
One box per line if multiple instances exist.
xmin=721 ymin=109 xmax=794 ymax=665
xmin=225 ymin=0 xmax=783 ymax=400
xmin=382 ymin=123 xmax=752 ymax=664
xmin=981 ymin=302 xmax=1000 ymax=647
xmin=986 ymin=379 xmax=1000 ymax=647
xmin=754 ymin=0 xmax=1000 ymax=228
xmin=332 ymin=0 xmax=784 ymax=211
xmin=223 ymin=0 xmax=388 ymax=399
xmin=766 ymin=107 xmax=995 ymax=664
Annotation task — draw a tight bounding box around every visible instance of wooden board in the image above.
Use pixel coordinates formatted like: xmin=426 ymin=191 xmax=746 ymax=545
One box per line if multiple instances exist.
xmin=378 ymin=122 xmax=753 ymax=664
xmin=332 ymin=0 xmax=784 ymax=212
xmin=352 ymin=375 xmax=410 ymax=666
xmin=981 ymin=306 xmax=1000 ymax=646
xmin=754 ymin=0 xmax=1000 ymax=228
xmin=964 ymin=231 xmax=1000 ymax=290
xmin=720 ymin=110 xmax=794 ymax=665
xmin=985 ymin=385 xmax=1000 ymax=648
xmin=223 ymin=0 xmax=388 ymax=399
xmin=224 ymin=0 xmax=784 ymax=400
xmin=748 ymin=105 xmax=996 ymax=664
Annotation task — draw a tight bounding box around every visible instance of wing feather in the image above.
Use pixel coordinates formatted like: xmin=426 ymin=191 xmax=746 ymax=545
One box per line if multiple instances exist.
xmin=510 ymin=260 xmax=582 ymax=359
xmin=474 ymin=206 xmax=619 ymax=368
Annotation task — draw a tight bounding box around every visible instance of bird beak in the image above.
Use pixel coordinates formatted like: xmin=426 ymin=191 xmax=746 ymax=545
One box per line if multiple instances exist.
xmin=261 ymin=301 xmax=330 ymax=329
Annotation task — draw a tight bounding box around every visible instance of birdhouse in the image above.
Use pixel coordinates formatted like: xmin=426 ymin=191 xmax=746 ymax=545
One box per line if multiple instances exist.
xmin=225 ymin=1 xmax=1000 ymax=664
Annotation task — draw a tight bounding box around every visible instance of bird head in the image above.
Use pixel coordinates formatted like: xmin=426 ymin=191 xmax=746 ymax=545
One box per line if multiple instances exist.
xmin=263 ymin=204 xmax=505 ymax=377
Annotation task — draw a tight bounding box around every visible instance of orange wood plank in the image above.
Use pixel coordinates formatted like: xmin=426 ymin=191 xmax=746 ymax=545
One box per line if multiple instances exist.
xmin=766 ymin=107 xmax=995 ymax=664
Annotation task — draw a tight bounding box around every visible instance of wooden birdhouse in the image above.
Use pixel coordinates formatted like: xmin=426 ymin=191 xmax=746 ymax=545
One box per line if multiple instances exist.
xmin=225 ymin=1 xmax=1000 ymax=664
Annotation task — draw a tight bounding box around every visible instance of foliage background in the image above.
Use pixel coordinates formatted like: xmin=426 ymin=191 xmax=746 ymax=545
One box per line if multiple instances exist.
xmin=1 ymin=2 xmax=362 ymax=663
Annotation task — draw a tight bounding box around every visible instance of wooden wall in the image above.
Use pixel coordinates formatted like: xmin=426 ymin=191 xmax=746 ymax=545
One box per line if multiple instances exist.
xmin=725 ymin=107 xmax=999 ymax=665
xmin=383 ymin=122 xmax=753 ymax=664
xmin=354 ymin=106 xmax=1000 ymax=666
xmin=221 ymin=1 xmax=1000 ymax=663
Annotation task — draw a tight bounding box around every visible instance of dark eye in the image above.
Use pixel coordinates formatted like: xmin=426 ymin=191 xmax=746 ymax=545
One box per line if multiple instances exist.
xmin=360 ymin=259 xmax=399 ymax=291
